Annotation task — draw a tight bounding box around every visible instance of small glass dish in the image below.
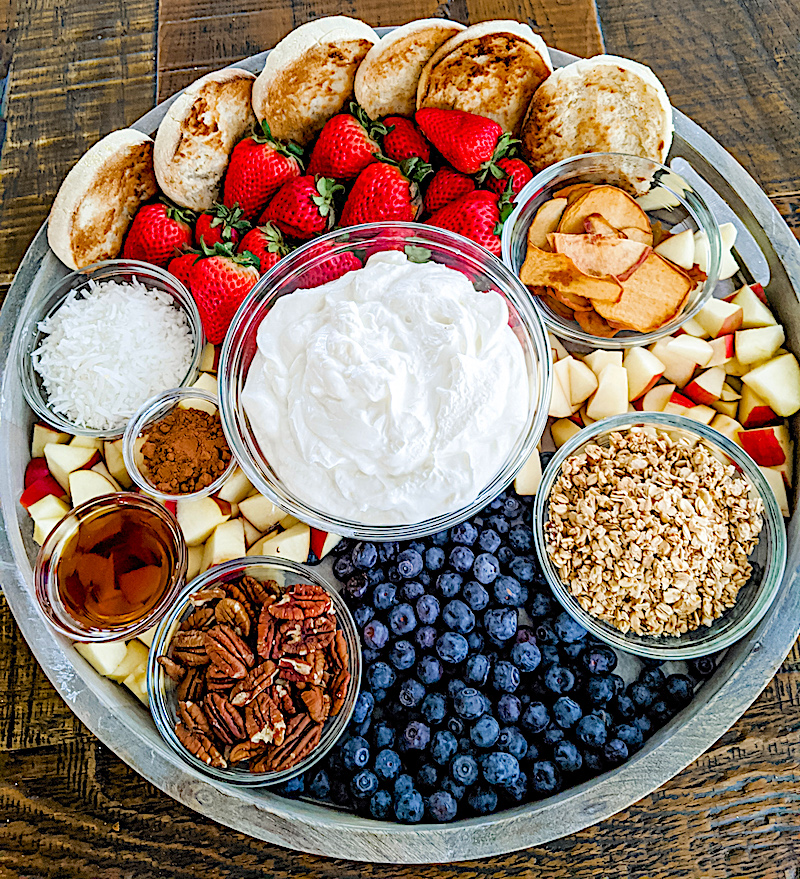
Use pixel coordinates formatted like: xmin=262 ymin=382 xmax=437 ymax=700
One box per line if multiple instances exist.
xmin=18 ymin=260 xmax=204 ymax=438
xmin=147 ymin=557 xmax=361 ymax=787
xmin=218 ymin=222 xmax=552 ymax=540
xmin=34 ymin=492 xmax=188 ymax=641
xmin=532 ymin=412 xmax=787 ymax=659
xmin=122 ymin=387 xmax=237 ymax=502
xmin=501 ymin=152 xmax=723 ymax=349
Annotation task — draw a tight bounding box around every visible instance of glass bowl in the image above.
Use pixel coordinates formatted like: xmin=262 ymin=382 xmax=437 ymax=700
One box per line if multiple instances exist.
xmin=122 ymin=387 xmax=237 ymax=502
xmin=501 ymin=153 xmax=723 ymax=349
xmin=218 ymin=222 xmax=552 ymax=540
xmin=532 ymin=412 xmax=786 ymax=659
xmin=18 ymin=260 xmax=204 ymax=438
xmin=147 ymin=556 xmax=361 ymax=787
xmin=33 ymin=492 xmax=188 ymax=641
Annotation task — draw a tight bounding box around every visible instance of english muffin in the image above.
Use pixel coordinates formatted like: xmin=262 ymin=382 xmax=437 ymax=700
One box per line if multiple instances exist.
xmin=48 ymin=129 xmax=157 ymax=270
xmin=521 ymin=55 xmax=673 ymax=172
xmin=354 ymin=19 xmax=465 ymax=120
xmin=252 ymin=17 xmax=378 ymax=146
xmin=416 ymin=20 xmax=552 ymax=135
xmin=154 ymin=67 xmax=256 ymax=212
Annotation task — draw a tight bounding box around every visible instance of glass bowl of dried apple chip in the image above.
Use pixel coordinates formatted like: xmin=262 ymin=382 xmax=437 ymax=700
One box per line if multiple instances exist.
xmin=501 ymin=152 xmax=723 ymax=349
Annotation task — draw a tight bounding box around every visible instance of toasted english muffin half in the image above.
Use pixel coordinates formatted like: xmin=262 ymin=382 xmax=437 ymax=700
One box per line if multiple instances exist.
xmin=354 ymin=19 xmax=465 ymax=120
xmin=48 ymin=129 xmax=157 ymax=270
xmin=154 ymin=67 xmax=256 ymax=212
xmin=521 ymin=55 xmax=673 ymax=172
xmin=252 ymin=17 xmax=378 ymax=146
xmin=416 ymin=20 xmax=552 ymax=135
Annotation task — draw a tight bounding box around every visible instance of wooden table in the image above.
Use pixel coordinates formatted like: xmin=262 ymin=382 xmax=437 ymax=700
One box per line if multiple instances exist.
xmin=2 ymin=0 xmax=800 ymax=875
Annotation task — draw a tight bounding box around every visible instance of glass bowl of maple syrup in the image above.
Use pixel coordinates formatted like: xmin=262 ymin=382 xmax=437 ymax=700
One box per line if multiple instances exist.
xmin=33 ymin=492 xmax=187 ymax=641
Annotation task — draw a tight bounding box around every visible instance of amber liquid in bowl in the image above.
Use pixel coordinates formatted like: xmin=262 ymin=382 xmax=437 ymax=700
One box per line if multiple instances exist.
xmin=56 ymin=507 xmax=175 ymax=628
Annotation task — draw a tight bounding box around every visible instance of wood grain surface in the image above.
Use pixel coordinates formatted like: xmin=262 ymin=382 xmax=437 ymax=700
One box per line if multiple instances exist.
xmin=2 ymin=0 xmax=800 ymax=873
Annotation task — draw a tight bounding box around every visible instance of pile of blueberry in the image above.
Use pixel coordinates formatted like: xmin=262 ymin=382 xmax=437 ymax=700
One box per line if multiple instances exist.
xmin=279 ymin=485 xmax=716 ymax=823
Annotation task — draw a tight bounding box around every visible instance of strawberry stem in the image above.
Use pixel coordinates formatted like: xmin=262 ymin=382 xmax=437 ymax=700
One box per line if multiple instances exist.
xmin=475 ymin=133 xmax=522 ymax=184
xmin=349 ymin=102 xmax=389 ymax=140
xmin=158 ymin=196 xmax=196 ymax=226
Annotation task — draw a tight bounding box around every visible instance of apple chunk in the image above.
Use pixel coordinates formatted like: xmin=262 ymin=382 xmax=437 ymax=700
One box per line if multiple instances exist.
xmin=695 ymin=298 xmax=743 ymax=338
xmin=737 ymin=424 xmax=792 ymax=467
xmin=513 ymin=448 xmax=542 ymax=496
xmin=731 ymin=285 xmax=776 ymax=328
xmin=706 ymin=334 xmax=735 ymax=367
xmin=74 ymin=640 xmax=128 ymax=676
xmin=742 ymin=353 xmax=800 ymax=417
xmin=648 ymin=339 xmax=696 ymax=388
xmin=103 ymin=438 xmax=133 ymax=489
xmin=551 ymin=418 xmax=581 ymax=448
xmin=201 ymin=518 xmax=246 ymax=574
xmin=735 ymin=325 xmax=785 ymax=364
xmin=586 ymin=365 xmax=629 ymax=420
xmin=623 ymin=346 xmax=665 ymax=400
xmin=684 ymin=366 xmax=726 ymax=405
xmin=710 ymin=413 xmax=743 ymax=445
xmin=641 ymin=382 xmax=676 ymax=412
xmin=759 ymin=466 xmax=790 ymax=517
xmin=31 ymin=423 xmax=70 ymax=458
xmin=738 ymin=384 xmax=779 ymax=428
xmin=217 ymin=467 xmax=255 ymax=504
xmin=248 ymin=523 xmax=310 ymax=563
xmin=107 ymin=639 xmax=149 ymax=683
xmin=20 ymin=475 xmax=67 ymax=510
xmin=566 ymin=357 xmax=599 ymax=407
xmin=44 ymin=443 xmax=100 ymax=491
xmin=238 ymin=492 xmax=285 ymax=533
xmin=654 ymin=228 xmax=695 ymax=270
xmin=176 ymin=495 xmax=231 ymax=546
xmin=68 ymin=470 xmax=117 ymax=507
xmin=310 ymin=528 xmax=342 ymax=560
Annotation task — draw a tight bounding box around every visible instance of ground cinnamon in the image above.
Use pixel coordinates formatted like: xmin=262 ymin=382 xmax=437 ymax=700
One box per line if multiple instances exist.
xmin=141 ymin=405 xmax=232 ymax=494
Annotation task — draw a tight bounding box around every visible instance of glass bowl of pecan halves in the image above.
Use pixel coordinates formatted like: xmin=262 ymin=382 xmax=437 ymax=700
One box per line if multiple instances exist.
xmin=146 ymin=556 xmax=361 ymax=785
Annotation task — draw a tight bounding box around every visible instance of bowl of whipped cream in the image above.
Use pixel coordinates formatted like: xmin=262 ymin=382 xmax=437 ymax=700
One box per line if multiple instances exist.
xmin=218 ymin=223 xmax=552 ymax=539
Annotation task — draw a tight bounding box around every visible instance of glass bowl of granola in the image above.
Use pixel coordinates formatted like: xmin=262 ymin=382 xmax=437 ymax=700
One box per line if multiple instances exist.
xmin=147 ymin=557 xmax=361 ymax=786
xmin=532 ymin=412 xmax=786 ymax=659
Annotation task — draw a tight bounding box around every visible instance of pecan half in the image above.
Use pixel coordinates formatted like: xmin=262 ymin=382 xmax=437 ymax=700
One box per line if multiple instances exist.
xmin=175 ymin=722 xmax=226 ymax=768
xmin=176 ymin=666 xmax=206 ymax=702
xmin=171 ymin=630 xmax=209 ymax=666
xmin=242 ymin=575 xmax=278 ymax=606
xmin=180 ymin=606 xmax=216 ymax=631
xmin=265 ymin=716 xmax=322 ymax=771
xmin=329 ymin=666 xmax=351 ymax=717
xmin=328 ymin=630 xmax=348 ymax=670
xmin=157 ymin=656 xmax=185 ymax=682
xmin=204 ymin=693 xmax=246 ymax=745
xmin=229 ymin=740 xmax=267 ymax=764
xmin=272 ymin=681 xmax=297 ymax=716
xmin=268 ymin=583 xmax=332 ymax=620
xmin=300 ymin=686 xmax=331 ymax=723
xmin=221 ymin=580 xmax=253 ymax=614
xmin=215 ymin=597 xmax=252 ymax=638
xmin=256 ymin=604 xmax=277 ymax=660
xmin=178 ymin=700 xmax=212 ymax=736
xmin=278 ymin=651 xmax=325 ymax=685
xmin=280 ymin=614 xmax=336 ymax=654
xmin=245 ymin=691 xmax=286 ymax=746
xmin=206 ymin=665 xmax=237 ymax=692
xmin=229 ymin=660 xmax=277 ymax=707
xmin=204 ymin=624 xmax=254 ymax=679
xmin=189 ymin=586 xmax=226 ymax=606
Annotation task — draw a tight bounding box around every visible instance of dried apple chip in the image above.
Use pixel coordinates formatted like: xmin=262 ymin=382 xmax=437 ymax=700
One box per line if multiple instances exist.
xmin=527 ymin=198 xmax=568 ymax=250
xmin=520 ymin=245 xmax=623 ymax=303
xmin=541 ymin=291 xmax=575 ymax=321
xmin=548 ymin=233 xmax=652 ymax=282
xmin=558 ymin=185 xmax=652 ymax=239
xmin=574 ymin=309 xmax=619 ymax=337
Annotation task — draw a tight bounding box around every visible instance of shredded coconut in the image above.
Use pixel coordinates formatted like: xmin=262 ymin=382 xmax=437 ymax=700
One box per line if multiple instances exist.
xmin=32 ymin=277 xmax=195 ymax=430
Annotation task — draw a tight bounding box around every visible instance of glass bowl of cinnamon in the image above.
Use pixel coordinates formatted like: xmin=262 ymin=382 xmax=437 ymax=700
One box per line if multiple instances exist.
xmin=122 ymin=387 xmax=237 ymax=502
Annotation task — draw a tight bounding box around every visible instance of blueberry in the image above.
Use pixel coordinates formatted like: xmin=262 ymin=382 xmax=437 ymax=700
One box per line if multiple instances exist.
xmin=472 ymin=553 xmax=500 ymax=585
xmin=371 ymin=686 xmax=388 ymax=703
xmin=373 ymin=722 xmax=395 ymax=750
xmin=477 ymin=529 xmax=501 ymax=553
xmin=408 ymin=540 xmax=426 ymax=555
xmin=363 ymin=619 xmax=389 ymax=650
xmin=484 ymin=607 xmax=518 ymax=642
xmin=436 ymin=571 xmax=463 ymax=598
xmin=400 ymin=580 xmax=424 ymax=602
xmin=481 ymin=751 xmax=519 ymax=785
xmin=430 ymin=529 xmax=450 ymax=546
xmin=514 ymin=626 xmax=537 ymax=645
xmin=553 ymin=740 xmax=583 ymax=773
xmin=603 ymin=738 xmax=629 ymax=765
xmin=352 ymin=541 xmax=378 ymax=570
xmin=396 ymin=549 xmax=423 ymax=579
xmin=464 ymin=655 xmax=491 ymax=688
xmin=508 ymin=555 xmax=535 ymax=583
xmin=493 ymin=575 xmax=526 ymax=607
xmin=544 ymin=664 xmax=575 ymax=694
xmin=453 ymin=687 xmax=488 ymax=720
xmin=394 ymin=789 xmax=424 ymax=823
xmin=280 ymin=775 xmax=304 ymax=796
xmin=350 ymin=769 xmax=379 ymax=799
xmin=521 ymin=702 xmax=550 ymax=734
xmin=469 ymin=714 xmax=500 ymax=748
xmin=446 ymin=717 xmax=464 ymax=738
xmin=467 ymin=630 xmax=485 ymax=652
xmin=583 ymin=750 xmax=604 ymax=773
xmin=510 ymin=641 xmax=541 ymax=673
xmin=503 ymin=496 xmax=522 ymax=519
xmin=409 ymin=597 xmax=437 ymax=631
xmin=552 ymin=696 xmax=582 ymax=729
xmin=539 ymin=644 xmax=560 ymax=666
xmin=387 ymin=566 xmax=401 ymax=583
xmin=504 ymin=772 xmax=528 ymax=802
xmin=353 ymin=604 xmax=374 ymax=629
xmin=585 ymin=675 xmax=615 ymax=706
xmin=417 ymin=655 xmax=443 ymax=686
xmin=528 ymin=591 xmax=553 ymax=617
xmin=628 ymin=681 xmax=656 ymax=710
xmin=542 ymin=723 xmax=565 ymax=747
xmin=431 ymin=730 xmax=459 ymax=765
xmin=377 ymin=542 xmax=398 ymax=563
xmin=689 ymin=656 xmax=716 ymax=678
xmin=367 ymin=661 xmax=396 ymax=691
xmin=447 ymin=678 xmax=468 ymax=699
xmin=648 ymin=699 xmax=677 ymax=726
xmin=402 ymin=720 xmax=431 ymax=750
xmin=369 ymin=789 xmax=393 ymax=819
xmin=333 ymin=556 xmax=354 ymax=580
xmin=352 ymin=691 xmax=375 ymax=724
xmin=535 ymin=621 xmax=559 ymax=645
xmin=496 ymin=546 xmax=515 ymax=565
xmin=417 ymin=763 xmax=439 ymax=791
xmin=613 ymin=693 xmax=637 ymax=720
xmin=415 ymin=625 xmax=437 ymax=650
xmin=388 ymin=603 xmax=416 ymax=636
xmin=341 ymin=736 xmax=370 ymax=770
xmin=452 ymin=522 xmax=478 ymax=545
xmin=443 ymin=599 xmax=475 ymax=634
xmin=576 ymin=713 xmax=608 ymax=748
xmin=640 ymin=667 xmax=666 ymax=691
xmin=427 ymin=790 xmax=458 ymax=822
xmin=664 ymin=674 xmax=695 ymax=707
xmin=497 ymin=726 xmax=528 ymax=760
xmin=487 ymin=514 xmax=509 ymax=535
xmin=461 ymin=581 xmax=488 ymax=612
xmin=613 ymin=723 xmax=643 ymax=751
xmin=508 ymin=524 xmax=533 ymax=552
xmin=308 ymin=769 xmax=330 ymax=799
xmin=468 ymin=786 xmax=498 ymax=815
xmin=441 ymin=777 xmax=466 ymax=801
xmin=424 ymin=546 xmax=446 ymax=571
xmin=493 ymin=695 xmax=519 ymax=726
xmin=581 ymin=646 xmax=618 ymax=674
xmin=554 ymin=612 xmax=587 ymax=643
xmin=345 ymin=572 xmax=370 ymax=599
xmin=450 ymin=754 xmax=479 ymax=786
xmin=398 ymin=678 xmax=425 ymax=709
xmin=436 ymin=632 xmax=469 ymax=664
xmin=418 ymin=571 xmax=433 ymax=589
xmin=634 ymin=715 xmax=653 ymax=737
xmin=394 ymin=773 xmax=414 ymax=796
xmin=421 ymin=692 xmax=447 ymax=725
xmin=389 ymin=639 xmax=416 ymax=671
xmin=530 ymin=760 xmax=562 ymax=794
xmin=449 ymin=546 xmax=475 ymax=573
xmin=492 ymin=661 xmax=520 ymax=693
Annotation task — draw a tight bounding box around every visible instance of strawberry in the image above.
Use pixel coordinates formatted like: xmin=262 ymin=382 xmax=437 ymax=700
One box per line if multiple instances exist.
xmin=426 ymin=189 xmax=514 ymax=257
xmin=195 ymin=203 xmax=250 ymax=249
xmin=340 ymin=158 xmax=432 ymax=227
xmin=486 ymin=157 xmax=533 ymax=197
xmin=222 ymin=121 xmax=304 ymax=223
xmin=424 ymin=166 xmax=476 ymax=214
xmin=307 ymin=104 xmax=387 ymax=180
xmin=237 ymin=223 xmax=290 ymax=275
xmin=188 ymin=244 xmax=260 ymax=344
xmin=260 ymin=176 xmax=343 ymax=240
xmin=302 ymin=242 xmax=363 ymax=287
xmin=122 ymin=199 xmax=194 ymax=267
xmin=167 ymin=251 xmax=199 ymax=290
xmin=382 ymin=116 xmax=431 ymax=163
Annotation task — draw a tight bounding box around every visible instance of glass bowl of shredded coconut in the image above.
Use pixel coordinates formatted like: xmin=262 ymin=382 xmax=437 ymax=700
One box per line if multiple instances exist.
xmin=218 ymin=223 xmax=552 ymax=539
xmin=19 ymin=261 xmax=203 ymax=437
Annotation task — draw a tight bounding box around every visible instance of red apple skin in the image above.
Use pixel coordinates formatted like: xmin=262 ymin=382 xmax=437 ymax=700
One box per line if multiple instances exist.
xmin=568 ymin=413 xmax=584 ymax=427
xmin=213 ymin=346 xmax=222 ymax=372
xmin=684 ymin=380 xmax=719 ymax=406
xmin=212 ymin=496 xmax=232 ymax=517
xmin=163 ymin=500 xmax=178 ymax=516
xmin=713 ymin=314 xmax=743 ymax=338
xmin=24 ymin=458 xmax=51 ymax=488
xmin=632 ymin=373 xmax=664 ymax=401
xmin=310 ymin=527 xmax=328 ymax=560
xmin=738 ymin=428 xmax=788 ymax=466
xmin=670 ymin=392 xmax=695 ymax=409
xmin=632 ymin=398 xmax=644 ymax=411
xmin=750 ymin=283 xmax=768 ymax=305
xmin=79 ymin=451 xmax=102 ymax=470
xmin=740 ymin=404 xmax=779 ymax=428
xmin=20 ymin=476 xmax=67 ymax=510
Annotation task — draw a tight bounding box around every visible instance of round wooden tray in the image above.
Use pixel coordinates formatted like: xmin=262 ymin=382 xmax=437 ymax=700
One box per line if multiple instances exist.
xmin=2 ymin=43 xmax=800 ymax=864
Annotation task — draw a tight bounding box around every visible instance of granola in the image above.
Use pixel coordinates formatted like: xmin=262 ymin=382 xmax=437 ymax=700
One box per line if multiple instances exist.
xmin=545 ymin=427 xmax=764 ymax=637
